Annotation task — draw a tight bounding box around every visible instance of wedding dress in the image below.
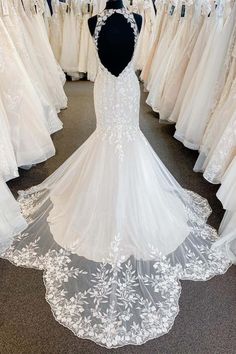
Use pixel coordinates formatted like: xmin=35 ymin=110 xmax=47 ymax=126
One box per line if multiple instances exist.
xmin=3 ymin=0 xmax=63 ymax=135
xmin=1 ymin=8 xmax=230 ymax=348
xmin=140 ymin=1 xmax=166 ymax=85
xmin=133 ymin=0 xmax=155 ymax=71
xmin=60 ymin=0 xmax=81 ymax=74
xmin=213 ymin=157 xmax=236 ymax=263
xmin=174 ymin=1 xmax=236 ymax=150
xmin=78 ymin=1 xmax=91 ymax=74
xmin=169 ymin=5 xmax=211 ymax=123
xmin=0 ymin=96 xmax=18 ymax=182
xmin=20 ymin=0 xmax=67 ymax=112
xmin=0 ymin=10 xmax=55 ymax=168
xmin=0 ymin=179 xmax=27 ymax=254
xmin=194 ymin=37 xmax=236 ymax=182
xmin=43 ymin=0 xmax=51 ymax=36
xmin=147 ymin=2 xmax=200 ymax=120
xmin=49 ymin=0 xmax=64 ymax=63
xmin=146 ymin=5 xmax=179 ymax=100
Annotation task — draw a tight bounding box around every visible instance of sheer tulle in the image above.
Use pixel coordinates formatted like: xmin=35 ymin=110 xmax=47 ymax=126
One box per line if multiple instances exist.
xmin=1 ymin=8 xmax=230 ymax=348
xmin=0 ymin=179 xmax=27 ymax=253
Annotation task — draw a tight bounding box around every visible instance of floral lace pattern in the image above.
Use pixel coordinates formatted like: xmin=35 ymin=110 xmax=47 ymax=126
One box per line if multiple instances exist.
xmin=2 ymin=187 xmax=230 ymax=348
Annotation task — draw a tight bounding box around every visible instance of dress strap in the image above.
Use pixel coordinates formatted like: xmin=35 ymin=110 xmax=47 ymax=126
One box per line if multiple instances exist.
xmin=93 ymin=7 xmax=139 ymax=50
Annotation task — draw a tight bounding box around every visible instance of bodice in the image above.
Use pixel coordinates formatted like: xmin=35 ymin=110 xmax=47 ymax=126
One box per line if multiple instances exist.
xmin=93 ymin=8 xmax=139 ymax=77
xmin=92 ymin=8 xmax=141 ymax=160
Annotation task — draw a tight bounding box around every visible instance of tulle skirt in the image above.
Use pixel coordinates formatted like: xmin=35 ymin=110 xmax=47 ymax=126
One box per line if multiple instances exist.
xmin=2 ymin=126 xmax=230 ymax=348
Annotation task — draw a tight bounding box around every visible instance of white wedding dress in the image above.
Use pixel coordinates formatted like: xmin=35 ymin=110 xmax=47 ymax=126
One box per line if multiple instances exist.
xmin=0 ymin=8 xmax=56 ymax=168
xmin=0 ymin=179 xmax=27 ymax=254
xmin=174 ymin=2 xmax=236 ymax=150
xmin=1 ymin=8 xmax=230 ymax=348
xmin=0 ymin=95 xmax=18 ymax=182
xmin=213 ymin=157 xmax=236 ymax=263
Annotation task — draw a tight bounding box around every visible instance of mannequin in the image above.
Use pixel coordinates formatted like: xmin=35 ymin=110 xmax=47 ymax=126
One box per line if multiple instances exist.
xmin=88 ymin=0 xmax=142 ymax=77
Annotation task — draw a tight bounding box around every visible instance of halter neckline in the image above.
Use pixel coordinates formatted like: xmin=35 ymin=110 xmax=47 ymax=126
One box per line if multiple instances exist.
xmin=93 ymin=7 xmax=139 ymax=50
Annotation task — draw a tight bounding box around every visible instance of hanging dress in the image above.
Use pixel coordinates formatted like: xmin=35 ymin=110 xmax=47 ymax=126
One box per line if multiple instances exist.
xmin=0 ymin=4 xmax=55 ymax=168
xmin=174 ymin=1 xmax=235 ymax=150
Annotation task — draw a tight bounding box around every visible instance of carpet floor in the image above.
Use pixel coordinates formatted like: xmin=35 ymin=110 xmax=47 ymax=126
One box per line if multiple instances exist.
xmin=0 ymin=81 xmax=235 ymax=354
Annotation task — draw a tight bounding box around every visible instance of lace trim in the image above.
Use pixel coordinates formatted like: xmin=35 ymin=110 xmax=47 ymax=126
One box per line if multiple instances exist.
xmin=1 ymin=187 xmax=231 ymax=348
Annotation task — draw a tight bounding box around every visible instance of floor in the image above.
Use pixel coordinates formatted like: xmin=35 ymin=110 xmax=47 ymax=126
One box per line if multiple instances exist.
xmin=0 ymin=81 xmax=236 ymax=354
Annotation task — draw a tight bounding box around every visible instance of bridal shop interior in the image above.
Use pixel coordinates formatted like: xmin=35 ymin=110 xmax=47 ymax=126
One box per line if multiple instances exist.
xmin=0 ymin=0 xmax=236 ymax=352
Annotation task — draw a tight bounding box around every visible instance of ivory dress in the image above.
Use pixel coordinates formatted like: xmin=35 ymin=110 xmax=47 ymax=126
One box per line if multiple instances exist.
xmin=49 ymin=0 xmax=64 ymax=63
xmin=147 ymin=1 xmax=200 ymax=120
xmin=169 ymin=2 xmax=212 ymax=123
xmin=2 ymin=8 xmax=230 ymax=348
xmin=20 ymin=0 xmax=67 ymax=112
xmin=141 ymin=1 xmax=167 ymax=85
xmin=0 ymin=96 xmax=18 ymax=182
xmin=146 ymin=4 xmax=179 ymax=100
xmin=3 ymin=0 xmax=63 ymax=134
xmin=60 ymin=0 xmax=81 ymax=74
xmin=0 ymin=179 xmax=27 ymax=254
xmin=174 ymin=1 xmax=236 ymax=150
xmin=0 ymin=4 xmax=55 ymax=168
xmin=194 ymin=37 xmax=236 ymax=182
xmin=213 ymin=157 xmax=236 ymax=264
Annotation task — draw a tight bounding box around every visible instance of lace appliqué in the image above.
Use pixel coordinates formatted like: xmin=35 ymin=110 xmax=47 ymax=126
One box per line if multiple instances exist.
xmin=2 ymin=187 xmax=230 ymax=348
xmin=96 ymin=125 xmax=140 ymax=162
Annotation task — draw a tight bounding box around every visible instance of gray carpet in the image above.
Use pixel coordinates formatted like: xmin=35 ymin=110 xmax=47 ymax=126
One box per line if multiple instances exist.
xmin=1 ymin=81 xmax=235 ymax=354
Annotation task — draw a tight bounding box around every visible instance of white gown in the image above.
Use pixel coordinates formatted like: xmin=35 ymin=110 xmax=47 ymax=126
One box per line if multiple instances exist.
xmin=78 ymin=2 xmax=91 ymax=74
xmin=3 ymin=1 xmax=63 ymax=135
xmin=2 ymin=8 xmax=230 ymax=348
xmin=0 ymin=179 xmax=27 ymax=254
xmin=20 ymin=0 xmax=67 ymax=112
xmin=0 ymin=96 xmax=18 ymax=182
xmin=169 ymin=9 xmax=211 ymax=123
xmin=49 ymin=0 xmax=64 ymax=63
xmin=140 ymin=1 xmax=166 ymax=85
xmin=174 ymin=2 xmax=236 ymax=150
xmin=213 ymin=157 xmax=236 ymax=263
xmin=147 ymin=3 xmax=199 ymax=120
xmin=60 ymin=0 xmax=81 ymax=74
xmin=133 ymin=0 xmax=155 ymax=71
xmin=194 ymin=37 xmax=236 ymax=183
xmin=146 ymin=5 xmax=179 ymax=99
xmin=0 ymin=11 xmax=55 ymax=168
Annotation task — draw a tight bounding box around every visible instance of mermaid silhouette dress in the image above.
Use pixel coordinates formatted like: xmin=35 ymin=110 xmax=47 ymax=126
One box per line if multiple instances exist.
xmin=2 ymin=8 xmax=230 ymax=348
